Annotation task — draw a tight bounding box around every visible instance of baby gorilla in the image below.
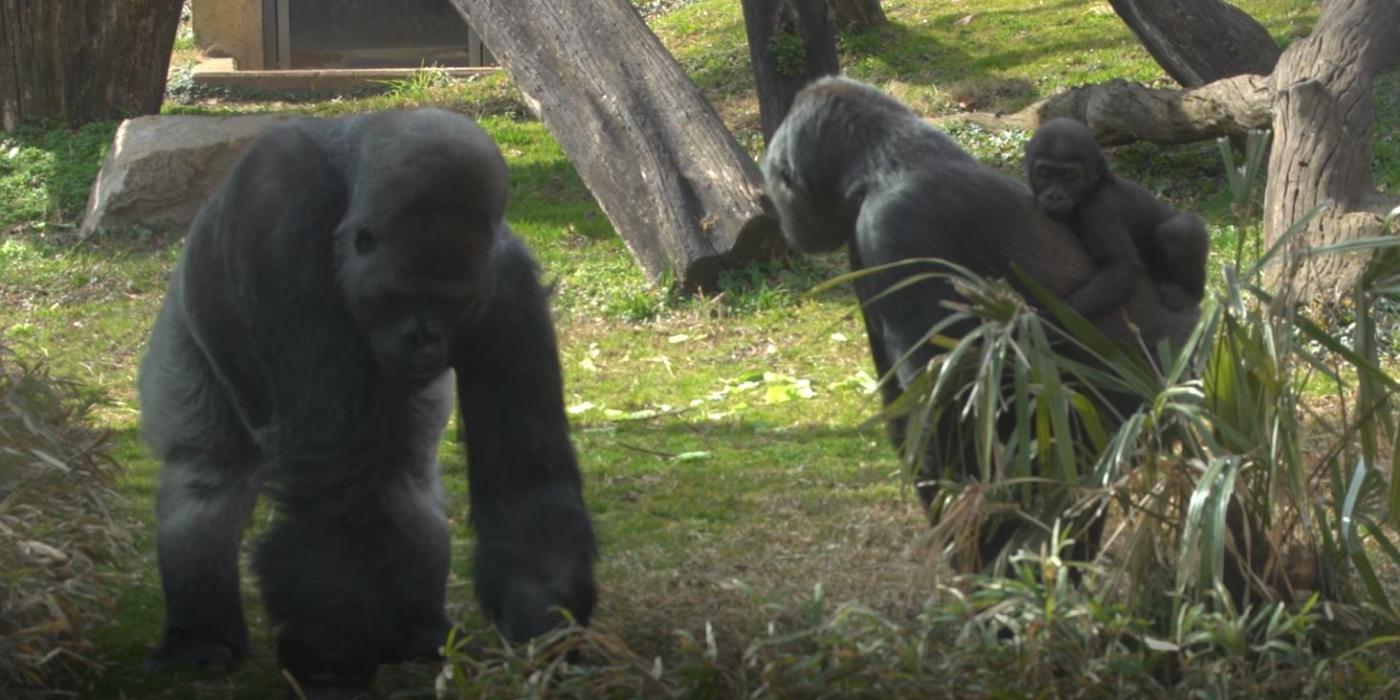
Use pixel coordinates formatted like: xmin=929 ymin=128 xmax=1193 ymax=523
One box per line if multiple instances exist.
xmin=1025 ymin=118 xmax=1209 ymax=317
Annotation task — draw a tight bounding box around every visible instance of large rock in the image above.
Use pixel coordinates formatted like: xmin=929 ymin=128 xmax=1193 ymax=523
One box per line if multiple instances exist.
xmin=79 ymin=114 xmax=295 ymax=238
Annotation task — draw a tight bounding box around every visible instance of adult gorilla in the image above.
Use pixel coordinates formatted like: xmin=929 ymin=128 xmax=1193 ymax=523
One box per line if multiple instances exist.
xmin=761 ymin=78 xmax=1199 ymax=513
xmin=138 ymin=109 xmax=596 ymax=695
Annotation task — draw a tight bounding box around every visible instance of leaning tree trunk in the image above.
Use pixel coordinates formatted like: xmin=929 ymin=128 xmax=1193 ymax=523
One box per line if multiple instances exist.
xmin=448 ymin=0 xmax=783 ymax=292
xmin=742 ymin=0 xmax=840 ymax=143
xmin=829 ymin=0 xmax=887 ymax=33
xmin=1263 ymin=0 xmax=1400 ymax=300
xmin=0 ymin=0 xmax=183 ymax=131
xmin=1107 ymin=0 xmax=1280 ymax=87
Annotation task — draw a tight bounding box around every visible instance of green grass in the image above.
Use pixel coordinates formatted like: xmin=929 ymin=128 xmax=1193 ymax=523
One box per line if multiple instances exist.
xmin=1 ymin=114 xmax=905 ymax=700
xmin=0 ymin=121 xmax=114 ymax=230
xmin=651 ymin=0 xmax=1316 ymax=131
xmin=3 ymin=0 xmax=1397 ymax=697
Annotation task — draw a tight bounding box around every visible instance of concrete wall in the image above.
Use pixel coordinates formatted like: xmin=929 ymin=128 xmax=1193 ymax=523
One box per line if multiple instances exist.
xmin=191 ymin=0 xmax=264 ymax=71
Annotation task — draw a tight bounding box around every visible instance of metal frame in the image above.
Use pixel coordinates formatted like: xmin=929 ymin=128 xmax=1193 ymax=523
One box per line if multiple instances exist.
xmin=260 ymin=0 xmax=282 ymax=69
xmin=260 ymin=0 xmax=491 ymax=70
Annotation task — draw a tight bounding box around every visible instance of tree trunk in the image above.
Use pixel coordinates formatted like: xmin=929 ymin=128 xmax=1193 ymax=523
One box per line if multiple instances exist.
xmin=0 ymin=0 xmax=183 ymax=131
xmin=945 ymin=0 xmax=1398 ymax=301
xmin=1263 ymin=0 xmax=1400 ymax=300
xmin=1107 ymin=0 xmax=1280 ymax=87
xmin=742 ymin=0 xmax=841 ymax=143
xmin=829 ymin=0 xmax=887 ymax=33
xmin=942 ymin=74 xmax=1273 ymax=146
xmin=448 ymin=0 xmax=783 ymax=292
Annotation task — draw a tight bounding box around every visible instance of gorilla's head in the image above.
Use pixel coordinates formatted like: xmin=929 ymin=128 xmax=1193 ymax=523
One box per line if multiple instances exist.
xmin=334 ymin=109 xmax=509 ymax=383
xmin=761 ymin=77 xmax=970 ymax=254
xmin=1025 ymin=118 xmax=1108 ymax=220
xmin=760 ymin=79 xmax=871 ymax=254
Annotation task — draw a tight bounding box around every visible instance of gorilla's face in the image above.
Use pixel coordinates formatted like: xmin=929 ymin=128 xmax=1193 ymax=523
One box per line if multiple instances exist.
xmin=762 ymin=161 xmax=852 ymax=254
xmin=1025 ymin=118 xmax=1106 ymax=221
xmin=761 ymin=146 xmax=855 ymax=254
xmin=337 ymin=204 xmax=498 ymax=383
xmin=760 ymin=90 xmax=871 ymax=255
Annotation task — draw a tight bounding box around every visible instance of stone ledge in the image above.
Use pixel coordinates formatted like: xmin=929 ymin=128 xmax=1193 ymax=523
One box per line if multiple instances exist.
xmin=191 ymin=57 xmax=499 ymax=92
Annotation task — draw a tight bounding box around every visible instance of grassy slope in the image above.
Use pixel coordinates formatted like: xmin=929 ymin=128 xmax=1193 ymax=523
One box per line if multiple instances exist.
xmin=3 ymin=0 xmax=1393 ymax=697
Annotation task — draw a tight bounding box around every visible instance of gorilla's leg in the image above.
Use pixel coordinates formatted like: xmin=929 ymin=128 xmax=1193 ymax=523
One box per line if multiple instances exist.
xmin=376 ymin=459 xmax=455 ymax=664
xmin=849 ymin=245 xmax=908 ymax=453
xmin=455 ymin=237 xmax=597 ymax=642
xmin=149 ymin=461 xmax=258 ymax=671
xmin=253 ymin=377 xmax=453 ymax=691
xmin=853 ymin=266 xmax=1056 ymax=567
xmin=1148 ymin=212 xmax=1209 ymax=311
xmin=140 ymin=299 xmax=259 ymax=671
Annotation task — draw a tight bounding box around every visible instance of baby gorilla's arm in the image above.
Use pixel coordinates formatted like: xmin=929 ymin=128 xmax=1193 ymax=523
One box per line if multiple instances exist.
xmin=1065 ymin=199 xmax=1143 ymax=319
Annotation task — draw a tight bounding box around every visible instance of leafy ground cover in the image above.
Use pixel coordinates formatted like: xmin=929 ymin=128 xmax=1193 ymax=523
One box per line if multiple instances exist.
xmin=2 ymin=1 xmax=1397 ymax=697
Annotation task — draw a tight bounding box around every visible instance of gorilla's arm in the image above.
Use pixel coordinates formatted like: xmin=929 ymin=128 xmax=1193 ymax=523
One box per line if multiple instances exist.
xmin=1064 ymin=198 xmax=1143 ymax=320
xmin=181 ymin=122 xmax=379 ymax=491
xmin=452 ymin=235 xmax=597 ymax=643
xmin=1101 ymin=176 xmax=1211 ymax=313
xmin=173 ymin=196 xmax=271 ymax=436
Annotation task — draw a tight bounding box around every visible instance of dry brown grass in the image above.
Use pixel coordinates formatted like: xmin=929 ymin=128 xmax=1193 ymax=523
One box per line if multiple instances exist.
xmin=0 ymin=343 xmax=135 ymax=697
xmin=595 ymin=492 xmax=933 ymax=661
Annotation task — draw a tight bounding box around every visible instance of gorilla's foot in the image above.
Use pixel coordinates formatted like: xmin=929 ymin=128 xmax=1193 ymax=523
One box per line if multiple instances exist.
xmin=498 ymin=585 xmax=569 ymax=644
xmin=380 ymin=618 xmax=455 ymax=664
xmin=143 ymin=628 xmax=248 ymax=673
xmin=291 ymin=676 xmax=372 ymax=700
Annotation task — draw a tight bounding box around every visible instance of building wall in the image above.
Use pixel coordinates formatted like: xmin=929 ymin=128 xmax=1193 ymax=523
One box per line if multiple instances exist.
xmin=190 ymin=0 xmax=494 ymax=71
xmin=191 ymin=0 xmax=264 ymax=71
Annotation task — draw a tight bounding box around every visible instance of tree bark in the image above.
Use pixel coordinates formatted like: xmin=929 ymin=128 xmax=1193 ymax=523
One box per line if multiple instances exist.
xmin=829 ymin=0 xmax=887 ymax=33
xmin=942 ymin=74 xmax=1273 ymax=147
xmin=944 ymin=0 xmax=1398 ymax=301
xmin=0 ymin=0 xmax=183 ymax=131
xmin=1262 ymin=0 xmax=1400 ymax=300
xmin=742 ymin=0 xmax=841 ymax=143
xmin=448 ymin=0 xmax=783 ymax=292
xmin=1107 ymin=0 xmax=1280 ymax=88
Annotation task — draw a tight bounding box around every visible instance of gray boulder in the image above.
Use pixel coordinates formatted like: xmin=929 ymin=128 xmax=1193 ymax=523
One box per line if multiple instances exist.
xmin=79 ymin=113 xmax=295 ymax=238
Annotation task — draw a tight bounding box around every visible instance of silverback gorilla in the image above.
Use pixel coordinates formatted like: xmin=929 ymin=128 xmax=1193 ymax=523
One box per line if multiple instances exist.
xmin=761 ymin=77 xmax=1199 ymax=517
xmin=138 ymin=109 xmax=596 ymax=696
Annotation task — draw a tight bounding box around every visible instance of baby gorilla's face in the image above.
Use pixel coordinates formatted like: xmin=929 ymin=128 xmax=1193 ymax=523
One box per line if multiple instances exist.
xmin=1029 ymin=159 xmax=1088 ymax=219
xmin=1025 ymin=118 xmax=1106 ymax=220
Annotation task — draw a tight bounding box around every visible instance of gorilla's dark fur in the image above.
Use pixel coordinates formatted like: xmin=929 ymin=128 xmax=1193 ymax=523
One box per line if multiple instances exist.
xmin=1026 ymin=117 xmax=1210 ymax=318
xmin=138 ymin=108 xmax=596 ymax=695
xmin=761 ymin=77 xmax=1199 ymax=518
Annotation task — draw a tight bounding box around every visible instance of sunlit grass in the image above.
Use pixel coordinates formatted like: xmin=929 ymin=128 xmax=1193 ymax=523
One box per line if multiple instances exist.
xmin=3 ymin=0 xmax=1396 ymax=697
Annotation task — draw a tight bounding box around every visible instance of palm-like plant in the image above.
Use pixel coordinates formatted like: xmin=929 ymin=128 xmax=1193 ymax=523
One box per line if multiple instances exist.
xmin=865 ymin=195 xmax=1400 ymax=627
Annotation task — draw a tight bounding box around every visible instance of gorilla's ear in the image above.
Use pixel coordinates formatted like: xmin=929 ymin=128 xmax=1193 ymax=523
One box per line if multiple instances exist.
xmin=758 ymin=192 xmax=777 ymax=218
xmin=1089 ymin=138 xmax=1109 ymax=184
xmin=351 ymin=227 xmax=376 ymax=255
xmin=333 ymin=213 xmax=373 ymax=243
xmin=331 ymin=218 xmax=374 ymax=269
xmin=771 ymin=162 xmax=797 ymax=190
